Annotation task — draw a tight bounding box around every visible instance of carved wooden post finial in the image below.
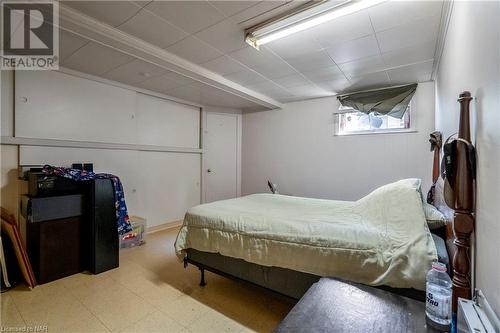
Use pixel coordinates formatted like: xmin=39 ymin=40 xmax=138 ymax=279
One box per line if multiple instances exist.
xmin=452 ymin=91 xmax=474 ymax=313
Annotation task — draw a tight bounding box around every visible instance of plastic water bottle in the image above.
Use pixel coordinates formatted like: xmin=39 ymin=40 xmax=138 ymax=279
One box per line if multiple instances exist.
xmin=426 ymin=262 xmax=452 ymax=331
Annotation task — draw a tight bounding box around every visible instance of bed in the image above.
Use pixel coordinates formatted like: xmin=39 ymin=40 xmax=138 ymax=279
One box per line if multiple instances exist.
xmin=175 ymin=178 xmax=448 ymax=300
xmin=175 ymin=93 xmax=474 ymax=308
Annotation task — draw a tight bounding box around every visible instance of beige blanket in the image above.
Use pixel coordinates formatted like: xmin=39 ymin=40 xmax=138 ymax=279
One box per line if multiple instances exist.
xmin=175 ymin=179 xmax=437 ymax=290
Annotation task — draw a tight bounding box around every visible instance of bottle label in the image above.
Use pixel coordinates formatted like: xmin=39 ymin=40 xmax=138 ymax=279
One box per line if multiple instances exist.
xmin=426 ymin=291 xmax=451 ymax=320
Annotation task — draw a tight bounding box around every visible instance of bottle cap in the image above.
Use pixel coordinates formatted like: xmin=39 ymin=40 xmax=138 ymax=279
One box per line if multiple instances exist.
xmin=432 ymin=262 xmax=447 ymax=272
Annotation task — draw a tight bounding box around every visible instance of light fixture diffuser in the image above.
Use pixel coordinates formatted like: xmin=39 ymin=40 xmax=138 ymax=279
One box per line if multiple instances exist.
xmin=245 ymin=0 xmax=387 ymax=49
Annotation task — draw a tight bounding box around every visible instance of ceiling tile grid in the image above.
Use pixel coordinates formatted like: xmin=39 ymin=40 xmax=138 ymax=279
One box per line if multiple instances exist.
xmin=59 ymin=0 xmax=445 ymax=109
xmin=165 ymin=36 xmax=223 ymax=64
xmin=117 ymin=9 xmax=188 ymax=48
xmin=63 ymin=1 xmax=143 ymax=27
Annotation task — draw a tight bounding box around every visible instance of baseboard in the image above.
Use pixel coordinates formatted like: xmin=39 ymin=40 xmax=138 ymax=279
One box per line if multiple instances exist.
xmin=146 ymin=220 xmax=182 ymax=234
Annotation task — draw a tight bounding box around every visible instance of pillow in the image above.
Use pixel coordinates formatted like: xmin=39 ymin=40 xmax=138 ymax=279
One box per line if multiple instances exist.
xmin=423 ymin=202 xmax=446 ymax=229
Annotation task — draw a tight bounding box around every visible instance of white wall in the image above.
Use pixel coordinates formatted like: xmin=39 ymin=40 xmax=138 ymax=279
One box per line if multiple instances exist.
xmin=435 ymin=1 xmax=499 ymax=314
xmin=242 ymin=81 xmax=435 ymax=201
xmin=1 ymin=70 xmax=20 ymax=221
xmin=1 ymin=70 xmax=203 ymax=228
xmin=15 ymin=70 xmax=200 ymax=148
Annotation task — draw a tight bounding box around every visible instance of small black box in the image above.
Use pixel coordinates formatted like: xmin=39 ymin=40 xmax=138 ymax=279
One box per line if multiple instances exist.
xmin=28 ymin=172 xmax=79 ymax=197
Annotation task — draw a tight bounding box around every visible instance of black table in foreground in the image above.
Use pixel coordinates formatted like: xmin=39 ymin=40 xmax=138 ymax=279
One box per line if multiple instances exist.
xmin=274 ymin=278 xmax=443 ymax=333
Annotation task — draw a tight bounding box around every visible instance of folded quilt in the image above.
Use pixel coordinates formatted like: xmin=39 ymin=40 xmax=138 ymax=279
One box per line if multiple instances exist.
xmin=175 ymin=179 xmax=437 ymax=290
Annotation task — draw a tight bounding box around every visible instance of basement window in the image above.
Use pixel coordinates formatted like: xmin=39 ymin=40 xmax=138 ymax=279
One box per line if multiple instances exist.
xmin=335 ymin=104 xmax=412 ymax=136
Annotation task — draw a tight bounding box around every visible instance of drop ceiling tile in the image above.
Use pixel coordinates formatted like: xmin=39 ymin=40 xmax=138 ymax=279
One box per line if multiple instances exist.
xmin=285 ymin=84 xmax=330 ymax=98
xmin=230 ymin=1 xmax=288 ymax=26
xmin=136 ymin=74 xmax=183 ymax=93
xmin=102 ymin=59 xmax=167 ymax=85
xmin=284 ymin=50 xmax=336 ymax=72
xmin=301 ymin=65 xmax=345 ymax=82
xmin=315 ymin=77 xmax=351 ymax=93
xmin=62 ymin=42 xmax=134 ymax=76
xmin=145 ymin=1 xmax=226 ymax=34
xmin=339 ymin=55 xmax=387 ymax=78
xmin=311 ymin=11 xmax=373 ymax=48
xmin=382 ymin=41 xmax=436 ymax=68
xmin=59 ymin=30 xmax=88 ymax=61
xmin=62 ymin=1 xmax=141 ymax=27
xmin=266 ymin=29 xmax=324 ymax=60
xmin=387 ymin=60 xmax=434 ymax=84
xmin=223 ymin=68 xmax=268 ymax=86
xmin=201 ymin=56 xmax=246 ymax=76
xmin=118 ymin=9 xmax=188 ymax=48
xmin=195 ymin=19 xmax=248 ymax=54
xmin=166 ymin=36 xmax=223 ymax=64
xmin=369 ymin=0 xmax=444 ymax=32
xmin=209 ymin=1 xmax=260 ymax=17
xmin=267 ymin=92 xmax=296 ymax=102
xmin=247 ymin=81 xmax=291 ymax=98
xmin=246 ymin=80 xmax=287 ymax=94
xmin=348 ymin=71 xmax=391 ymax=91
xmin=272 ymin=73 xmax=311 ymax=89
xmin=326 ymin=35 xmax=380 ymax=64
xmin=162 ymin=71 xmax=197 ymax=87
xmin=229 ymin=46 xmax=296 ymax=79
xmin=376 ymin=15 xmax=440 ymax=53
xmin=164 ymin=84 xmax=203 ymax=103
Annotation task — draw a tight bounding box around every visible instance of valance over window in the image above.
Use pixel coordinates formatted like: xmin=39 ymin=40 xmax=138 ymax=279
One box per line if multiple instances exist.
xmin=337 ymin=83 xmax=417 ymax=119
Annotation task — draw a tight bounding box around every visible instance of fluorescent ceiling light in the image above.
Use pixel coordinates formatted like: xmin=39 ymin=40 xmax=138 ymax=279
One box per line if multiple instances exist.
xmin=246 ymin=0 xmax=387 ymax=49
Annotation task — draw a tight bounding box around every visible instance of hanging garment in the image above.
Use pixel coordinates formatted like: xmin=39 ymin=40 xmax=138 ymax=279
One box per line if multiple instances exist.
xmin=42 ymin=165 xmax=132 ymax=235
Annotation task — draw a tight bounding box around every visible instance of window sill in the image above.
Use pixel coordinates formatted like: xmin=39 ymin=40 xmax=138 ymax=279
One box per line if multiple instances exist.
xmin=334 ymin=129 xmax=418 ymax=137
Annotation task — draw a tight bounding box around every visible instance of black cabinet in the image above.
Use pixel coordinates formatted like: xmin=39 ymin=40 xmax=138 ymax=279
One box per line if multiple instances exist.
xmin=21 ymin=177 xmax=119 ymax=284
xmin=83 ymin=179 xmax=119 ymax=274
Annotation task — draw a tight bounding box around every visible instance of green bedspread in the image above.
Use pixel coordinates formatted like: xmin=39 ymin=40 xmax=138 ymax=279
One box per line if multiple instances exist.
xmin=175 ymin=179 xmax=437 ymax=290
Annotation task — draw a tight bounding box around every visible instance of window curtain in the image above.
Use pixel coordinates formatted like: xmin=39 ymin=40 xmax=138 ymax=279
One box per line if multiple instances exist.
xmin=336 ymin=83 xmax=417 ymax=119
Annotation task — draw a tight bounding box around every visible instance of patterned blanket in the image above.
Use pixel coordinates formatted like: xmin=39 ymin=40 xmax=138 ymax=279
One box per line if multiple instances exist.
xmin=42 ymin=165 xmax=132 ymax=235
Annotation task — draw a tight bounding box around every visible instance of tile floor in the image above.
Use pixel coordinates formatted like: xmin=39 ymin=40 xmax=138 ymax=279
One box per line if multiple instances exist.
xmin=1 ymin=227 xmax=294 ymax=332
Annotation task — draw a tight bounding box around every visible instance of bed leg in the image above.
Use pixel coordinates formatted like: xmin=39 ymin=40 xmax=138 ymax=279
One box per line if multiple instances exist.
xmin=199 ymin=267 xmax=206 ymax=287
xmin=183 ymin=257 xmax=188 ymax=268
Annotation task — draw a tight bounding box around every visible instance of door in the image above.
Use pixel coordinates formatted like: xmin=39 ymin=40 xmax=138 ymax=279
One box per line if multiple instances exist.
xmin=205 ymin=113 xmax=238 ymax=203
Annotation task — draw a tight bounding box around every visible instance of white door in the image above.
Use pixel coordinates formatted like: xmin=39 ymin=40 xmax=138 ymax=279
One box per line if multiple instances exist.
xmin=205 ymin=113 xmax=238 ymax=203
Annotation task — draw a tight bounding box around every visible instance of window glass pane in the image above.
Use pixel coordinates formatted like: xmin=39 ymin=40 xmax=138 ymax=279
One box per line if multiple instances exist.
xmin=337 ymin=106 xmax=410 ymax=135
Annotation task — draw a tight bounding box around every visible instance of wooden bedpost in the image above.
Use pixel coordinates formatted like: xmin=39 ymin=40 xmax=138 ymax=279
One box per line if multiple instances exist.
xmin=431 ymin=135 xmax=442 ymax=184
xmin=452 ymin=91 xmax=474 ymax=312
xmin=428 ymin=131 xmax=442 ymax=205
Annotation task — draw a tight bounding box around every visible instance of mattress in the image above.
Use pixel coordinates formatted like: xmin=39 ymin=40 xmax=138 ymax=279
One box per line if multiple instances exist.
xmin=175 ymin=179 xmax=438 ymax=290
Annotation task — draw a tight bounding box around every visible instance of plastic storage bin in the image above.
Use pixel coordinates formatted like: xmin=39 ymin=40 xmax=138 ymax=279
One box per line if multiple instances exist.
xmin=119 ymin=216 xmax=146 ymax=249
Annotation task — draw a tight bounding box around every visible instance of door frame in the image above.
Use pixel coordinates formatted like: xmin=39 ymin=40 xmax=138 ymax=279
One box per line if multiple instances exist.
xmin=201 ymin=111 xmax=242 ymax=203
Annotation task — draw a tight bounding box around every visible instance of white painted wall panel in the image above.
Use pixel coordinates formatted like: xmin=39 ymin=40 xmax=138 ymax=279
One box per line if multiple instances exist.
xmin=20 ymin=146 xmax=143 ymax=220
xmin=1 ymin=70 xmax=14 ymax=137
xmin=435 ymin=1 xmax=500 ymax=314
xmin=138 ymin=151 xmax=201 ymax=225
xmin=15 ymin=71 xmax=137 ymax=144
xmin=14 ymin=71 xmax=201 ymax=149
xmin=242 ymin=82 xmax=435 ymax=201
xmin=19 ymin=146 xmax=201 ymax=227
xmin=135 ymin=93 xmax=200 ymax=148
